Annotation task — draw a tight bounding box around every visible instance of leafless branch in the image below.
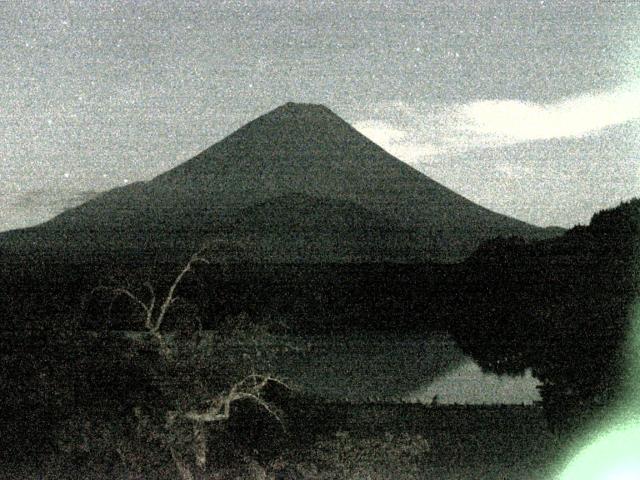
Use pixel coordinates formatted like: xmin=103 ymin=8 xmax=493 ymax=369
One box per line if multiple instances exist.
xmin=182 ymin=374 xmax=286 ymax=430
xmin=143 ymin=281 xmax=156 ymax=330
xmin=93 ymin=247 xmax=209 ymax=340
xmin=91 ymin=245 xmax=293 ymax=474
xmin=170 ymin=446 xmax=195 ymax=480
xmin=152 ymin=247 xmax=210 ymax=334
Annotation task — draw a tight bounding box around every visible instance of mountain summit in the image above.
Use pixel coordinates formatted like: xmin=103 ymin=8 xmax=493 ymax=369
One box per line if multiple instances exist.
xmin=2 ymin=103 xmax=560 ymax=264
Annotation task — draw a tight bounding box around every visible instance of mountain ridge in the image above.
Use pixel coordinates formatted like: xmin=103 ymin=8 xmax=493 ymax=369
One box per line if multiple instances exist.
xmin=1 ymin=102 xmax=561 ymax=264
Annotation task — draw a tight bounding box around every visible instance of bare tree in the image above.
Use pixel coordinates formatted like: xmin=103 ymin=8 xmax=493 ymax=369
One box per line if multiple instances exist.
xmin=94 ymin=248 xmax=210 ymax=344
xmin=95 ymin=246 xmax=288 ymax=479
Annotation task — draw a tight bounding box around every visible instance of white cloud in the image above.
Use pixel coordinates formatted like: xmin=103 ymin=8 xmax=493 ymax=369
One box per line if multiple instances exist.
xmin=355 ymin=82 xmax=640 ymax=165
xmin=354 ymin=120 xmax=440 ymax=162
xmin=457 ymin=82 xmax=640 ymax=145
xmin=353 ymin=84 xmax=640 ymax=228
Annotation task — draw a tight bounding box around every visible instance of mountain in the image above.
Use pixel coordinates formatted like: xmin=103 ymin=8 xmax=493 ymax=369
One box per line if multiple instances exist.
xmin=1 ymin=102 xmax=561 ymax=265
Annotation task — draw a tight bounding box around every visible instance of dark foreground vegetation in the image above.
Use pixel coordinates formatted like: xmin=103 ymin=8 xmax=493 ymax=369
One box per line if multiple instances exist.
xmin=451 ymin=199 xmax=639 ymax=434
xmin=0 ymin=335 xmax=558 ymax=480
xmin=0 ymin=199 xmax=637 ymax=477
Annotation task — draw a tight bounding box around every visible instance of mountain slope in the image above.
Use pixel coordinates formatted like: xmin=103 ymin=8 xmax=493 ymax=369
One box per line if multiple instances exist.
xmin=1 ymin=102 xmax=560 ymax=264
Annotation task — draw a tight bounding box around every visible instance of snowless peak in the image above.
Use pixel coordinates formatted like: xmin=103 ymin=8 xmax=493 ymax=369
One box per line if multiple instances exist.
xmin=277 ymin=102 xmax=333 ymax=112
xmin=263 ymin=102 xmax=343 ymax=124
xmin=1 ymin=101 xmax=561 ymax=265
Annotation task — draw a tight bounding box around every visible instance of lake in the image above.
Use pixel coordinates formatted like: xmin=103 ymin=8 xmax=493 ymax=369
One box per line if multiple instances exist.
xmin=200 ymin=331 xmax=542 ymax=404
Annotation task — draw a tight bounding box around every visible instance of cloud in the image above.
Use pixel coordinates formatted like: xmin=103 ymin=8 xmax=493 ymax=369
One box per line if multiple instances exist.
xmin=353 ymin=120 xmax=440 ymax=162
xmin=354 ymin=84 xmax=640 ymax=228
xmin=354 ymin=82 xmax=640 ymax=165
xmin=456 ymin=82 xmax=640 ymax=145
xmin=1 ymin=188 xmax=100 ymax=232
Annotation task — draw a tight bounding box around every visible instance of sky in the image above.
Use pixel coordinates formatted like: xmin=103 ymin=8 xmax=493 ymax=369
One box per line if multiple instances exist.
xmin=1 ymin=0 xmax=639 ymax=231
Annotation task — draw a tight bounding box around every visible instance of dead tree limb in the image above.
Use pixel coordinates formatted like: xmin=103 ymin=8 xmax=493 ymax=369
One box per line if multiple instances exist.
xmin=93 ymin=247 xmax=210 ymax=346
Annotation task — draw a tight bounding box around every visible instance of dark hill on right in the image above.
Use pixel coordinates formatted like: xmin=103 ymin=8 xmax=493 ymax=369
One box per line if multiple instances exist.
xmin=449 ymin=199 xmax=640 ymax=434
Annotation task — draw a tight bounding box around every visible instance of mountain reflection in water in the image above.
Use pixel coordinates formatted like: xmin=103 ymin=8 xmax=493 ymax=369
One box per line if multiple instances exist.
xmin=221 ymin=332 xmax=542 ymax=404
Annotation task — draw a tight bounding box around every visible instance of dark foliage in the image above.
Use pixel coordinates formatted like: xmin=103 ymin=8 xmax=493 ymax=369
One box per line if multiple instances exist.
xmin=451 ymin=199 xmax=640 ymax=433
xmin=0 ymin=331 xmax=160 ymax=469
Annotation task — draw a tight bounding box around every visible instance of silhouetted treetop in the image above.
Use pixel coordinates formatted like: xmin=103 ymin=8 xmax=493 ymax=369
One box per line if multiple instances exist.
xmin=451 ymin=198 xmax=640 ymax=432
